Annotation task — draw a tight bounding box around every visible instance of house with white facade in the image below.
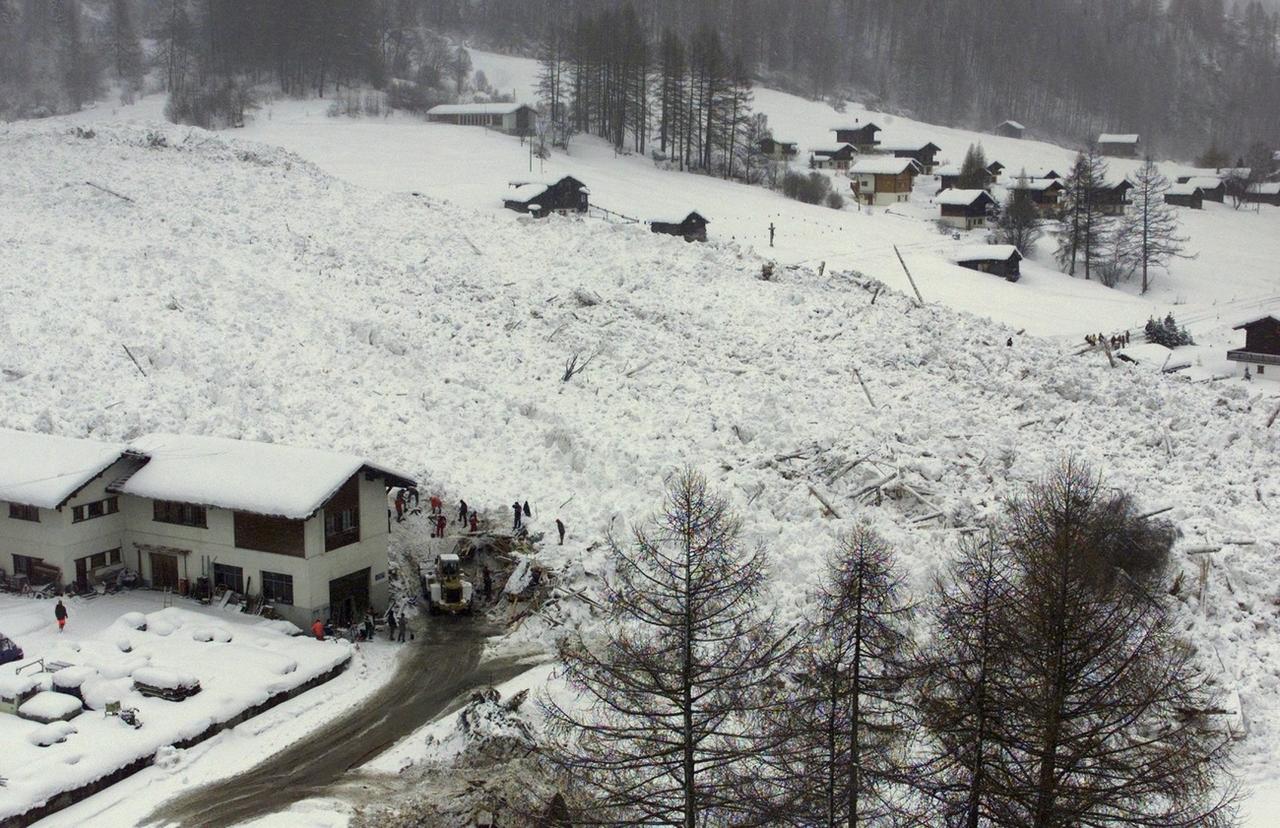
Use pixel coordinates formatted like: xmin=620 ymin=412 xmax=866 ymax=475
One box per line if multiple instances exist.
xmin=0 ymin=430 xmax=414 ymax=628
xmin=426 ymin=102 xmax=537 ymax=135
xmin=1227 ymin=315 xmax=1280 ymax=380
xmin=848 ymin=157 xmax=922 ymax=206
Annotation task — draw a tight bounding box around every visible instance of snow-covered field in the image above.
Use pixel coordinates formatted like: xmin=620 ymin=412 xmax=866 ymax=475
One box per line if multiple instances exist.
xmin=5 ymin=50 xmax=1280 ymax=823
xmin=0 ymin=590 xmax=363 ymax=823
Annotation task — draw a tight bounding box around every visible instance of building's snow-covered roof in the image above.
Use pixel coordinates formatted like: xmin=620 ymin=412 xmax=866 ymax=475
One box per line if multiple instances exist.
xmin=1218 ymin=167 xmax=1252 ymax=178
xmin=19 ymin=691 xmax=82 ymax=723
xmin=651 ymin=211 xmax=708 ymax=224
xmin=0 ymin=429 xmax=130 ymax=509
xmin=507 ymin=183 xmax=548 ymax=202
xmin=880 ymin=139 xmax=940 ymax=152
xmin=1232 ymin=314 xmax=1280 ymax=330
xmin=1247 ymin=182 xmax=1280 ymax=195
xmin=831 ymin=122 xmax=880 ymax=132
xmin=118 ymin=433 xmax=414 ymax=519
xmin=936 ymin=188 xmax=994 ymax=206
xmin=427 ymin=102 xmax=531 ymax=116
xmin=934 ymin=164 xmax=962 ymax=176
xmin=1098 ymin=133 xmax=1140 ymax=144
xmin=1007 ymin=166 xmax=1062 ymax=179
xmin=0 ymin=674 xmax=37 ymax=698
xmin=999 ymin=120 xmax=1025 ymax=130
xmin=1167 ymin=182 xmax=1204 ymax=196
xmin=1008 ymin=177 xmax=1063 ymax=192
xmin=954 ymin=244 xmax=1021 ymax=262
xmin=850 ymin=157 xmax=921 ymax=175
xmin=811 ymin=144 xmax=856 ymax=155
xmin=1183 ymin=176 xmax=1223 ymax=189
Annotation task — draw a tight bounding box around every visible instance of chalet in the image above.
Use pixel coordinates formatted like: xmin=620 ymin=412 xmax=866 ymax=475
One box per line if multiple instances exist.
xmin=1227 ymin=315 xmax=1280 ymax=380
xmin=1094 ymin=179 xmax=1134 ymax=215
xmin=1008 ymin=177 xmax=1066 ymax=214
xmin=1164 ymin=182 xmax=1204 ymax=210
xmin=831 ymin=121 xmax=881 ymax=152
xmin=848 ymin=157 xmax=922 ymax=206
xmin=986 ymin=161 xmax=1006 ymax=178
xmin=757 ymin=138 xmax=799 ymax=161
xmin=1179 ymin=176 xmax=1225 ymax=203
xmin=995 ymin=120 xmax=1025 ymax=139
xmin=1098 ymin=133 xmax=1140 ymax=157
xmin=809 ymin=144 xmax=859 ymax=171
xmin=503 ymin=176 xmax=589 ymax=218
xmin=935 ymin=164 xmax=995 ymax=193
xmin=936 ymin=189 xmax=998 ymax=230
xmin=426 ymin=102 xmax=536 ymax=135
xmin=879 ymin=140 xmax=942 ymax=174
xmin=650 ymin=211 xmax=709 ymax=242
xmin=1014 ymin=166 xmax=1063 ymax=180
xmin=954 ymin=244 xmax=1023 ymax=282
xmin=0 ymin=430 xmax=415 ymax=629
xmin=1244 ymin=182 xmax=1280 ymax=206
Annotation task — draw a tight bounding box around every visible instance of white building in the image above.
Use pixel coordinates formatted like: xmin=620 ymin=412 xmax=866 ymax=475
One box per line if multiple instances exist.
xmin=0 ymin=430 xmax=414 ymax=628
xmin=848 ymin=157 xmax=922 ymax=206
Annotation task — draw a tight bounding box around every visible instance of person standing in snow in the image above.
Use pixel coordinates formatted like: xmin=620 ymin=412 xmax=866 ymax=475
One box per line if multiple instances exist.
xmin=482 ymin=565 xmax=493 ymax=601
xmin=469 ymin=511 xmax=479 ymax=533
xmin=1245 ymin=367 xmax=1253 ymax=381
xmin=54 ymin=599 xmax=68 ymax=632
xmin=556 ymin=518 xmax=566 ymax=545
xmin=459 ymin=499 xmax=469 ymax=524
xmin=434 ymin=513 xmax=447 ymax=538
xmin=385 ymin=606 xmax=397 ymax=640
xmin=1006 ymin=337 xmax=1013 ymax=347
xmin=312 ymin=618 xmax=324 ymax=640
xmin=394 ymin=490 xmax=405 ymax=522
xmin=513 ymin=501 xmax=522 ymax=531
xmin=363 ymin=612 xmax=375 ymax=641
xmin=397 ymin=612 xmax=407 ymax=642
xmin=408 ymin=487 xmax=419 ymax=508
xmin=430 ymin=495 xmax=442 ymax=515
xmin=523 ymin=500 xmax=531 ymax=518
xmin=769 ymin=222 xmax=776 ymax=247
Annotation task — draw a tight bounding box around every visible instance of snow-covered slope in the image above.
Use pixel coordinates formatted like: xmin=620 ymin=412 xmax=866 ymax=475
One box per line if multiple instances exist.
xmin=2 ymin=123 xmax=1279 ymax=820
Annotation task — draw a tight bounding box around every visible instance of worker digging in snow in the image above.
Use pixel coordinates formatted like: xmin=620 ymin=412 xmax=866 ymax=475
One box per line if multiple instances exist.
xmin=512 ymin=501 xmax=522 ymax=530
xmin=394 ymin=489 xmax=405 ymax=522
xmin=556 ymin=518 xmax=566 ymax=545
xmin=523 ymin=500 xmax=531 ymax=518
xmin=459 ymin=499 xmax=469 ymax=524
xmin=469 ymin=511 xmax=479 ymax=532
xmin=434 ymin=513 xmax=447 ymax=538
xmin=312 ymin=618 xmax=324 ymax=640
xmin=429 ymin=494 xmax=443 ymax=515
xmin=482 ymin=565 xmax=493 ymax=601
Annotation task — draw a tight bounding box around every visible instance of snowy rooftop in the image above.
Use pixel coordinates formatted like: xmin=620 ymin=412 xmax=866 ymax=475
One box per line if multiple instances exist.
xmin=811 ymin=144 xmax=856 ymax=155
xmin=1007 ymin=166 xmax=1062 ymax=179
xmin=1167 ymin=182 xmax=1204 ymax=196
xmin=1183 ymin=176 xmax=1223 ymax=189
xmin=1098 ymin=133 xmax=1140 ymax=143
xmin=954 ymin=244 xmax=1021 ymax=262
xmin=507 ymin=182 xmax=548 ymax=202
xmin=936 ymin=188 xmax=993 ymax=206
xmin=651 ymin=211 xmax=708 ymax=224
xmin=830 ymin=122 xmax=880 ymax=131
xmin=850 ymin=157 xmax=920 ymax=175
xmin=879 ymin=139 xmax=940 ymax=152
xmin=0 ymin=429 xmax=129 ymax=509
xmin=117 ymin=433 xmax=415 ymax=519
xmin=999 ymin=120 xmax=1025 ymax=130
xmin=934 ymin=164 xmax=962 ymax=176
xmin=427 ymin=102 xmax=531 ymax=116
xmin=1008 ymin=177 xmax=1063 ymax=192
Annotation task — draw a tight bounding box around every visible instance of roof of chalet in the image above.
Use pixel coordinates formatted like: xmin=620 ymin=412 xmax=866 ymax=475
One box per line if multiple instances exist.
xmin=0 ymin=429 xmax=130 ymax=509
xmin=811 ymin=144 xmax=857 ymax=156
xmin=1166 ymin=182 xmax=1204 ymax=196
xmin=1232 ymin=314 xmax=1280 ymax=330
xmin=879 ymin=140 xmax=941 ymax=152
xmin=999 ymin=120 xmax=1025 ymax=130
xmin=1098 ymin=133 xmax=1140 ymax=144
xmin=1007 ymin=166 xmax=1062 ymax=179
xmin=651 ymin=211 xmax=709 ymax=224
xmin=119 ymin=433 xmax=415 ymax=520
xmin=850 ymin=157 xmax=922 ymax=175
xmin=1008 ymin=177 xmax=1064 ymax=192
xmin=427 ymin=102 xmax=533 ymax=116
xmin=954 ymin=244 xmax=1022 ymax=262
xmin=936 ymin=188 xmax=996 ymax=207
xmin=831 ymin=122 xmax=881 ymax=132
xmin=505 ymin=176 xmax=589 ymax=203
xmin=1183 ymin=176 xmax=1224 ymax=189
xmin=760 ymin=137 xmax=797 ymax=146
xmin=1217 ymin=167 xmax=1252 ymax=178
xmin=934 ymin=165 xmax=962 ymax=176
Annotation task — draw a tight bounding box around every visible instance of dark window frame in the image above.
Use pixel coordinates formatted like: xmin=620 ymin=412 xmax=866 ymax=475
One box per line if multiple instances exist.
xmin=153 ymin=500 xmax=208 ymax=528
xmin=8 ymin=503 xmax=39 ymax=522
xmin=260 ymin=570 xmax=294 ymax=605
xmin=212 ymin=562 xmax=245 ymax=594
xmin=72 ymin=496 xmax=120 ymax=523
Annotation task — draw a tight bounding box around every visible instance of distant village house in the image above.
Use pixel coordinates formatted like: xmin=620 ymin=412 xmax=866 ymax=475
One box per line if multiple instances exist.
xmin=954 ymin=244 xmax=1023 ymax=282
xmin=1008 ymin=177 xmax=1066 ymax=215
xmin=650 ymin=211 xmax=709 ymax=242
xmin=995 ymin=120 xmax=1025 ymax=139
xmin=936 ymin=189 xmax=998 ymax=230
xmin=1244 ymin=182 xmax=1280 ymax=206
xmin=848 ymin=157 xmax=922 ymax=206
xmin=1227 ymin=315 xmax=1280 ymax=380
xmin=426 ymin=103 xmax=537 ymax=136
xmin=1093 ymin=179 xmax=1134 ymax=215
xmin=810 ymin=144 xmax=858 ymax=171
xmin=1164 ymin=182 xmax=1204 ymax=210
xmin=831 ymin=121 xmax=882 ymax=152
xmin=936 ymin=164 xmax=997 ymax=193
xmin=879 ymin=140 xmax=942 ymax=174
xmin=1175 ymin=175 xmax=1225 ymax=203
xmin=503 ymin=176 xmax=590 ymax=218
xmin=1098 ymin=133 xmax=1140 ymax=157
xmin=757 ymin=138 xmax=798 ymax=161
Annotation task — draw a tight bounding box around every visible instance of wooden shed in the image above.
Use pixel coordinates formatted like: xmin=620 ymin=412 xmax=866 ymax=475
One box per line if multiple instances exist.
xmin=758 ymin=138 xmax=798 ymax=160
xmin=809 ymin=144 xmax=858 ymax=171
xmin=995 ymin=120 xmax=1025 ymax=139
xmin=1008 ymin=178 xmax=1066 ymax=215
xmin=1098 ymin=133 xmax=1140 ymax=157
xmin=426 ymin=103 xmax=536 ymax=136
xmin=650 ymin=211 xmax=709 ymax=242
xmin=831 ymin=122 xmax=881 ymax=152
xmin=954 ymin=244 xmax=1023 ymax=282
xmin=1178 ymin=176 xmax=1225 ymax=203
xmin=1164 ymin=182 xmax=1204 ymax=209
xmin=879 ymin=140 xmax=942 ymax=174
xmin=503 ymin=176 xmax=590 ymax=218
xmin=1244 ymin=182 xmax=1280 ymax=206
xmin=936 ymin=189 xmax=998 ymax=230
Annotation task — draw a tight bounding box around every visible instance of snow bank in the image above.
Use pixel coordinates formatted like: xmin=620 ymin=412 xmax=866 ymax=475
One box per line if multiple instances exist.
xmin=20 ymin=691 xmax=84 ymax=723
xmin=132 ymin=667 xmax=199 ymax=691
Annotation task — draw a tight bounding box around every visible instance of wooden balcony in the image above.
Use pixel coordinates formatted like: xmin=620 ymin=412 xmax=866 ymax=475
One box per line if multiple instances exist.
xmin=1227 ymin=349 xmax=1280 ymax=366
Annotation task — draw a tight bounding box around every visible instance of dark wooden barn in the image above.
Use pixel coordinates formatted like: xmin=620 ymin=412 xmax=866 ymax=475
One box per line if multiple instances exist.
xmin=1009 ymin=178 xmax=1066 ymax=214
xmin=810 ymin=144 xmax=859 ymax=170
xmin=1244 ymin=182 xmax=1280 ymax=206
xmin=1177 ymin=176 xmax=1225 ymax=203
xmin=995 ymin=120 xmax=1025 ymax=139
xmin=880 ymin=140 xmax=942 ymax=174
xmin=954 ymin=245 xmax=1023 ymax=282
xmin=1228 ymin=314 xmax=1280 ymax=379
xmin=503 ymin=176 xmax=589 ymax=218
xmin=831 ymin=122 xmax=881 ymax=152
xmin=758 ymin=138 xmax=798 ymax=160
xmin=937 ymin=189 xmax=998 ymax=230
xmin=1093 ymin=179 xmax=1134 ymax=215
xmin=1164 ymin=183 xmax=1204 ymax=209
xmin=650 ymin=211 xmax=709 ymax=242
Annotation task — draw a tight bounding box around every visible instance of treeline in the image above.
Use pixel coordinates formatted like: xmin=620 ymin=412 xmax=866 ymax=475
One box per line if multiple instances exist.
xmin=413 ymin=0 xmax=1280 ymax=160
xmin=538 ymin=6 xmax=759 ymax=179
xmin=542 ymin=464 xmax=1239 ymax=826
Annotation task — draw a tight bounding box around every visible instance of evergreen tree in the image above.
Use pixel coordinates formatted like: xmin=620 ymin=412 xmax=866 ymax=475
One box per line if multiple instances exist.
xmin=1056 ymin=147 xmax=1112 ymax=280
xmin=996 ymin=170 xmax=1042 ymax=255
xmin=109 ymin=0 xmax=144 ymax=94
xmin=957 ymin=143 xmax=989 ymax=190
xmin=1118 ymin=158 xmax=1190 ymax=294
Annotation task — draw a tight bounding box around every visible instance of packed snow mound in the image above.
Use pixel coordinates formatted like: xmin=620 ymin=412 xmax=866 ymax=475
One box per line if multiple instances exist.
xmin=2 ymin=124 xmax=1279 ymax=790
xmin=20 ymin=692 xmax=84 ymax=723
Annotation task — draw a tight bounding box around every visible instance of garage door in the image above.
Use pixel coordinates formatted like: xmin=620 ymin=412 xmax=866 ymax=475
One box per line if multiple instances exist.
xmin=328 ymin=568 xmax=370 ymax=627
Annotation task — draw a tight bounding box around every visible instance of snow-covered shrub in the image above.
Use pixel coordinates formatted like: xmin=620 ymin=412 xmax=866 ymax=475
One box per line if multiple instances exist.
xmin=782 ymin=171 xmax=833 ymax=205
xmin=165 ymin=78 xmax=257 ymax=130
xmin=1144 ymin=313 xmax=1195 ymax=347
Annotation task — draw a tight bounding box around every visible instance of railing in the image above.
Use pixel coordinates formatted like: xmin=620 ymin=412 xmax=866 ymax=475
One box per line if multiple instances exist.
xmin=1227 ymin=349 xmax=1280 ymax=366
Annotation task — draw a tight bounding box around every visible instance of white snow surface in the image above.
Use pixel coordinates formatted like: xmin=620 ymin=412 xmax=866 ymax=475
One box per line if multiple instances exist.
xmin=954 ymin=244 xmax=1020 ymax=262
xmin=18 ymin=691 xmax=83 ymax=723
xmin=121 ymin=432 xmax=411 ymax=519
xmin=427 ymin=102 xmax=530 ymax=116
xmin=0 ymin=428 xmax=128 ymax=509
xmin=935 ymin=188 xmax=993 ymax=206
